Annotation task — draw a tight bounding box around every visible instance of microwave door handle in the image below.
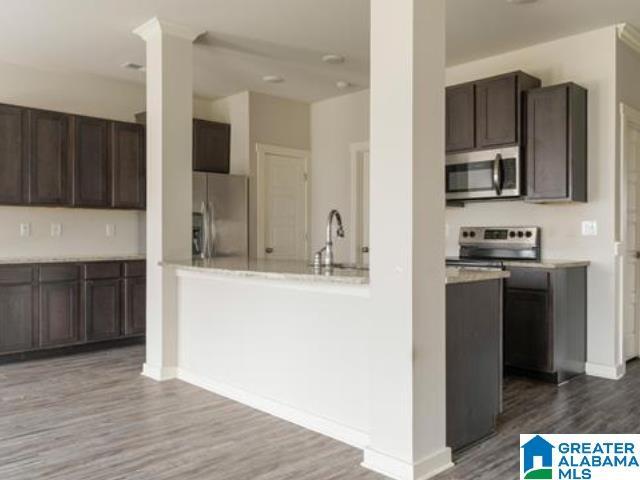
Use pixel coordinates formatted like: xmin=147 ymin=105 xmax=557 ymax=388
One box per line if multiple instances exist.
xmin=492 ymin=153 xmax=503 ymax=196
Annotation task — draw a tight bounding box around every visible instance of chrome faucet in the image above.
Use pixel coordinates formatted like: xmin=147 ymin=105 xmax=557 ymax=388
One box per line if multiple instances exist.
xmin=316 ymin=209 xmax=344 ymax=268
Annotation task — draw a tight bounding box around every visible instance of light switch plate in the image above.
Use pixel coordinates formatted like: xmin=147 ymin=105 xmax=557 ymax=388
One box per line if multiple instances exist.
xmin=106 ymin=224 xmax=116 ymax=237
xmin=581 ymin=220 xmax=598 ymax=236
xmin=50 ymin=223 xmax=62 ymax=237
xmin=20 ymin=223 xmax=31 ymax=237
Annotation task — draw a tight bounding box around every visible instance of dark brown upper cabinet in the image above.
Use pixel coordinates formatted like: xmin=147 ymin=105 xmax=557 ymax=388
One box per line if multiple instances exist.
xmin=28 ymin=109 xmax=72 ymax=205
xmin=72 ymin=116 xmax=110 ymax=208
xmin=0 ymin=104 xmax=28 ymax=204
xmin=445 ymin=83 xmax=475 ymax=153
xmin=475 ymin=71 xmax=541 ymax=149
xmin=0 ymin=265 xmax=37 ymax=354
xmin=193 ymin=119 xmax=231 ymax=173
xmin=526 ymin=83 xmax=587 ymax=203
xmin=111 ymin=122 xmax=145 ymax=209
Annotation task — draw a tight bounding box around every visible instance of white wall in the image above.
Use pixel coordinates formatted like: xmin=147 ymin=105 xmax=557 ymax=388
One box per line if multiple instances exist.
xmin=310 ymin=90 xmax=369 ymax=260
xmin=176 ymin=272 xmax=370 ymax=447
xmin=308 ymin=26 xmax=623 ymax=372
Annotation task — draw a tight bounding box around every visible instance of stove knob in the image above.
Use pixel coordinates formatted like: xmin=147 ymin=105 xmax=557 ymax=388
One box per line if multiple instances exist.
xmin=517 ymin=231 xmax=524 ymax=238
xmin=525 ymin=231 xmax=533 ymax=238
xmin=509 ymin=231 xmax=516 ymax=238
xmin=469 ymin=231 xmax=476 ymax=238
xmin=462 ymin=231 xmax=469 ymax=238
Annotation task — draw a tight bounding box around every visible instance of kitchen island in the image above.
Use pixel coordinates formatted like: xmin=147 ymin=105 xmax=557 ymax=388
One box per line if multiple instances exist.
xmin=162 ymin=257 xmax=508 ymax=451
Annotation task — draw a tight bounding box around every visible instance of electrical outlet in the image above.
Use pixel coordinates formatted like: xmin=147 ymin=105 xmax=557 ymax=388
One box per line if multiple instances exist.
xmin=50 ymin=223 xmax=62 ymax=237
xmin=581 ymin=220 xmax=598 ymax=236
xmin=106 ymin=224 xmax=116 ymax=237
xmin=19 ymin=223 xmax=31 ymax=237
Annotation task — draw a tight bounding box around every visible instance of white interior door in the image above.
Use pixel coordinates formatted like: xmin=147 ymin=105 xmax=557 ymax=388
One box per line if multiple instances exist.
xmin=351 ymin=143 xmax=370 ymax=266
xmin=621 ymin=105 xmax=640 ymax=360
xmin=258 ymin=145 xmax=309 ymax=260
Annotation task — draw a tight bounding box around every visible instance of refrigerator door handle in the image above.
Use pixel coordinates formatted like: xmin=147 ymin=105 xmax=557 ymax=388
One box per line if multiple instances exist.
xmin=200 ymin=201 xmax=209 ymax=259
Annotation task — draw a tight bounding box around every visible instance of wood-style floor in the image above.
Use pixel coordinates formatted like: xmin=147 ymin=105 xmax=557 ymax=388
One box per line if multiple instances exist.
xmin=0 ymin=346 xmax=636 ymax=480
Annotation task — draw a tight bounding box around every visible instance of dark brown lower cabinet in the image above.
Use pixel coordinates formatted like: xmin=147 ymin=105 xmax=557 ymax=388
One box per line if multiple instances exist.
xmin=0 ymin=266 xmax=37 ymax=354
xmin=124 ymin=277 xmax=146 ymax=336
xmin=447 ymin=279 xmax=502 ymax=452
xmin=39 ymin=280 xmax=80 ymax=347
xmin=504 ymin=266 xmax=587 ymax=383
xmin=0 ymin=260 xmax=145 ymax=361
xmin=84 ymin=278 xmax=121 ymax=341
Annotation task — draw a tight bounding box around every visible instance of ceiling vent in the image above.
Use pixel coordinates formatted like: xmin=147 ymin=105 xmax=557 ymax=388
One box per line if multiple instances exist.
xmin=121 ymin=62 xmax=145 ymax=72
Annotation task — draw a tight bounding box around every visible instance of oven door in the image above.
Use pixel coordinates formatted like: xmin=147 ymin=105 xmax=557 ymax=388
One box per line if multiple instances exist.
xmin=446 ymin=147 xmax=521 ymax=200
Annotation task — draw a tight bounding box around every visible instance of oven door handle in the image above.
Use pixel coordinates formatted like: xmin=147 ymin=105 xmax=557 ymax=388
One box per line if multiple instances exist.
xmin=492 ymin=153 xmax=503 ymax=196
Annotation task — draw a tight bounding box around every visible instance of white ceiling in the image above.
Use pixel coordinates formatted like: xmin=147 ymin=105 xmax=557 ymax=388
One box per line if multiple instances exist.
xmin=0 ymin=0 xmax=639 ymax=103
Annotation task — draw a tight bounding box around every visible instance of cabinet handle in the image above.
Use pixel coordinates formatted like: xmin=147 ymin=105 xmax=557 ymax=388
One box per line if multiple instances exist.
xmin=361 ymin=246 xmax=369 ymax=253
xmin=492 ymin=153 xmax=503 ymax=196
xmin=265 ymin=247 xmax=274 ymax=254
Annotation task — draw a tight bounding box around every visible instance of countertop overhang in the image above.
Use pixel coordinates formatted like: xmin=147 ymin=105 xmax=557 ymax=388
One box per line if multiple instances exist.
xmin=0 ymin=254 xmax=146 ymax=265
xmin=162 ymin=257 xmax=511 ymax=286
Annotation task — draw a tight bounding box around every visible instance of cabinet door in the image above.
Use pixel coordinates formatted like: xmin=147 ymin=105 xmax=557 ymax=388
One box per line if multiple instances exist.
xmin=72 ymin=116 xmax=110 ymax=207
xmin=84 ymin=279 xmax=121 ymax=341
xmin=28 ymin=109 xmax=71 ymax=205
xmin=0 ymin=104 xmax=28 ymax=204
xmin=39 ymin=281 xmax=80 ymax=347
xmin=193 ymin=119 xmax=230 ymax=173
xmin=0 ymin=283 xmax=36 ymax=354
xmin=476 ymin=74 xmax=518 ymax=148
xmin=123 ymin=277 xmax=146 ymax=336
xmin=446 ymin=83 xmax=475 ymax=153
xmin=504 ymin=288 xmax=553 ymax=372
xmin=526 ymin=85 xmax=570 ymax=201
xmin=111 ymin=122 xmax=145 ymax=209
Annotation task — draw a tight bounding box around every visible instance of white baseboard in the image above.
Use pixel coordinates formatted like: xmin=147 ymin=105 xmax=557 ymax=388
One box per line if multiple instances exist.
xmin=362 ymin=447 xmax=453 ymax=480
xmin=585 ymin=362 xmax=626 ymax=380
xmin=176 ymin=368 xmax=370 ymax=449
xmin=142 ymin=363 xmax=178 ymax=381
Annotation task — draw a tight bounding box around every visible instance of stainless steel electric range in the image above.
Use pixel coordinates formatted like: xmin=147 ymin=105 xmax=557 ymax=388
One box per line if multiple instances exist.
xmin=446 ymin=226 xmax=541 ymax=269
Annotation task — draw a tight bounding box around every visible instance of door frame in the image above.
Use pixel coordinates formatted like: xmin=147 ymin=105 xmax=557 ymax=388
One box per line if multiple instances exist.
xmin=350 ymin=141 xmax=370 ymax=264
xmin=617 ymin=103 xmax=640 ymax=363
xmin=256 ymin=143 xmax=311 ymax=260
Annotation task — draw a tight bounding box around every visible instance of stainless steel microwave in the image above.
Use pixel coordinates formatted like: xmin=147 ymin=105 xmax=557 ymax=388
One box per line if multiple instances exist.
xmin=446 ymin=146 xmax=521 ymax=201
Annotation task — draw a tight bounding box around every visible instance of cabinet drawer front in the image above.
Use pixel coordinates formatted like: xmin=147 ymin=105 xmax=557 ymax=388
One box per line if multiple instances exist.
xmin=83 ymin=262 xmax=122 ymax=280
xmin=123 ymin=261 xmax=145 ymax=278
xmin=39 ymin=264 xmax=79 ymax=283
xmin=505 ymin=268 xmax=549 ymax=290
xmin=0 ymin=265 xmax=34 ymax=285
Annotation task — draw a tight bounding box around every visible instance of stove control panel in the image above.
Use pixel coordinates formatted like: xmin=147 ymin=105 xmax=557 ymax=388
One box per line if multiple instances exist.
xmin=459 ymin=226 xmax=540 ymax=246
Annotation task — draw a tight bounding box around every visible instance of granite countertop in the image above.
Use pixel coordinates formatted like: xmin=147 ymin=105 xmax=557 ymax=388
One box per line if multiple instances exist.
xmin=164 ymin=257 xmax=512 ymax=286
xmin=0 ymin=254 xmax=146 ymax=265
xmin=162 ymin=257 xmax=370 ymax=286
xmin=445 ymin=267 xmax=510 ymax=285
xmin=502 ymin=259 xmax=590 ymax=269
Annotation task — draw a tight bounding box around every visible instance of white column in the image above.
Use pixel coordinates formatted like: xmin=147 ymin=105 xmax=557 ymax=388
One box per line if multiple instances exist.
xmin=363 ymin=1 xmax=450 ymax=480
xmin=134 ymin=18 xmax=203 ymax=381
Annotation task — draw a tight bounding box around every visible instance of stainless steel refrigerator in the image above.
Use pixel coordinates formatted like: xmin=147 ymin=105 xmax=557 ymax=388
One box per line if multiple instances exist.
xmin=192 ymin=172 xmax=249 ymax=258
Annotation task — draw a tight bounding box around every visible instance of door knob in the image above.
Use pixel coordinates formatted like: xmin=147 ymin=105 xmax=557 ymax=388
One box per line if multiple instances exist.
xmin=265 ymin=247 xmax=274 ymax=254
